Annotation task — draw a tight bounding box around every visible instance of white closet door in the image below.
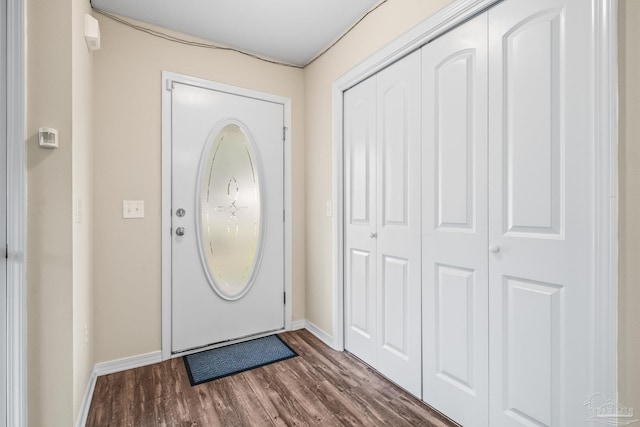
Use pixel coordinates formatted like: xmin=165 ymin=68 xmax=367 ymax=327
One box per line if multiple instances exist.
xmin=375 ymin=50 xmax=422 ymax=397
xmin=421 ymin=12 xmax=489 ymax=426
xmin=488 ymin=0 xmax=595 ymax=425
xmin=344 ymin=50 xmax=422 ymax=398
xmin=344 ymin=75 xmax=378 ymax=368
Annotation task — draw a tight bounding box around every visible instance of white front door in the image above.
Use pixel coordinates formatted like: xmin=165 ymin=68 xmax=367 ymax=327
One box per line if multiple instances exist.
xmin=488 ymin=0 xmax=595 ymax=425
xmin=169 ymin=79 xmax=285 ymax=353
xmin=344 ymin=50 xmax=422 ymax=398
xmin=421 ymin=12 xmax=489 ymax=426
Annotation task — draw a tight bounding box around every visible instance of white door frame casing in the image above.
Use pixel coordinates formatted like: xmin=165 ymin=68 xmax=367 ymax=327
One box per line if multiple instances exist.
xmin=5 ymin=0 xmax=27 ymax=425
xmin=332 ymin=0 xmax=618 ymax=400
xmin=161 ymin=71 xmax=293 ymax=360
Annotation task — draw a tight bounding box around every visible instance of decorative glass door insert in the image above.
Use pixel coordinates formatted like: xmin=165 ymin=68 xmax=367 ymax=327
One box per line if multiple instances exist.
xmin=197 ymin=121 xmax=263 ymax=300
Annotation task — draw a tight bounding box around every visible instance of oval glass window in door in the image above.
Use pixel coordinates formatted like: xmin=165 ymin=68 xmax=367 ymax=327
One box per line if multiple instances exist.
xmin=197 ymin=122 xmax=263 ymax=300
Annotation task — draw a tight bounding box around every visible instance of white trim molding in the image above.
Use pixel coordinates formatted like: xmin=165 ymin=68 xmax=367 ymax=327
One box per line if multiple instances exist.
xmin=592 ymin=0 xmax=618 ymax=401
xmin=305 ymin=321 xmax=336 ymax=350
xmin=160 ymin=71 xmax=293 ymax=360
xmin=75 ymin=372 xmax=97 ymax=427
xmin=294 ymin=320 xmax=335 ymax=350
xmin=93 ymin=351 xmax=163 ymax=377
xmin=6 ymin=0 xmax=27 ymax=425
xmin=291 ymin=319 xmax=306 ymax=331
xmin=332 ymin=0 xmax=618 ymax=401
xmin=76 ymin=351 xmax=163 ymax=427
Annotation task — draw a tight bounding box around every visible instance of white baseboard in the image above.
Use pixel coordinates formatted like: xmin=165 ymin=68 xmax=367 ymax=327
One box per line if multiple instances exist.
xmin=94 ymin=351 xmax=162 ymax=376
xmin=75 ymin=371 xmax=98 ymax=427
xmin=291 ymin=319 xmax=306 ymax=330
xmin=76 ymin=351 xmax=162 ymax=427
xmin=292 ymin=320 xmax=336 ymax=350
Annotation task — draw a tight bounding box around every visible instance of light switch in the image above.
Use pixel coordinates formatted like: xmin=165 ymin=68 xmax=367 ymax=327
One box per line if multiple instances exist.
xmin=123 ymin=200 xmax=144 ymax=219
xmin=326 ymin=201 xmax=332 ymax=217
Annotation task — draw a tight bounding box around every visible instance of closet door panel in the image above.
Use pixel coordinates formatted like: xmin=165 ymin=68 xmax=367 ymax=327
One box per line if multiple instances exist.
xmin=489 ymin=0 xmax=595 ymax=425
xmin=422 ymin=12 xmax=489 ymax=426
xmin=381 ymin=86 xmax=409 ymax=226
xmin=377 ymin=50 xmax=422 ymax=398
xmin=436 ymin=53 xmax=475 ymax=230
xmin=503 ymin=277 xmax=562 ymax=427
xmin=381 ymin=255 xmax=409 ymax=354
xmin=435 ymin=264 xmax=476 ymax=383
xmin=344 ymin=76 xmax=378 ymax=368
xmin=503 ymin=12 xmax=563 ymax=235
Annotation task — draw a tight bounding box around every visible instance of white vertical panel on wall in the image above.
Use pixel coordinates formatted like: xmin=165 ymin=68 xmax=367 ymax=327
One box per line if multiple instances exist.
xmin=0 ymin=0 xmax=7 ymax=421
xmin=488 ymin=0 xmax=594 ymax=425
xmin=421 ymin=12 xmax=489 ymax=426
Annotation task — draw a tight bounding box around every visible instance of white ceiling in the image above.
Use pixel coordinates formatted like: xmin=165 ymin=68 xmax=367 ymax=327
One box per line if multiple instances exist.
xmin=90 ymin=0 xmax=382 ymax=67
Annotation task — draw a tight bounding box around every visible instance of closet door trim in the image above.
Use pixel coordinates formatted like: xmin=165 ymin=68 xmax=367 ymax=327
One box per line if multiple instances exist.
xmin=332 ymin=0 xmax=618 ymax=400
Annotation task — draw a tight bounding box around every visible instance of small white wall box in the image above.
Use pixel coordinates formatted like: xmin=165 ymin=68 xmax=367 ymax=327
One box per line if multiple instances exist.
xmin=38 ymin=127 xmax=59 ymax=148
xmin=85 ymin=14 xmax=101 ymax=51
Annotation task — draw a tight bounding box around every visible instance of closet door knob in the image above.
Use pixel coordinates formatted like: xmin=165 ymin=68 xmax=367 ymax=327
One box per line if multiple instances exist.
xmin=370 ymin=232 xmax=377 ymax=239
xmin=489 ymin=244 xmax=500 ymax=253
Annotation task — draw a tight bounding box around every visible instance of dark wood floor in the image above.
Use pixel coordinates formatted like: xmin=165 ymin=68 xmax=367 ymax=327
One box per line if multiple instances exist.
xmin=86 ymin=329 xmax=458 ymax=426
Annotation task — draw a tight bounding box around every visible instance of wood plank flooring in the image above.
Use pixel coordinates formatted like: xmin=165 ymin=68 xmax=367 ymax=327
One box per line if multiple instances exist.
xmin=86 ymin=329 xmax=458 ymax=426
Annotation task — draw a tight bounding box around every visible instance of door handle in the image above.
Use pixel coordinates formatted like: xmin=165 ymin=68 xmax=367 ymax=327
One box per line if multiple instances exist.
xmin=489 ymin=244 xmax=500 ymax=253
xmin=370 ymin=232 xmax=377 ymax=239
xmin=176 ymin=227 xmax=185 ymax=236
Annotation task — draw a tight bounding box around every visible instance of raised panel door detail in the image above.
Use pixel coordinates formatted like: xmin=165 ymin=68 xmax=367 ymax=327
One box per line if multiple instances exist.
xmin=381 ymin=255 xmax=409 ymax=359
xmin=349 ymin=249 xmax=372 ymax=338
xmin=381 ymin=85 xmax=409 ymax=227
xmin=503 ymin=276 xmax=564 ymax=426
xmin=435 ymin=264 xmax=476 ymax=394
xmin=349 ymin=102 xmax=373 ymax=225
xmin=436 ymin=52 xmax=475 ymax=231
xmin=503 ymin=11 xmax=565 ymax=237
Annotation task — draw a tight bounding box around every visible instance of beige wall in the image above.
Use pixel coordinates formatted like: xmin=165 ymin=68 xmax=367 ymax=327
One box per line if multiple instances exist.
xmin=27 ymin=0 xmax=74 ymax=424
xmin=92 ymin=15 xmax=306 ymax=363
xmin=303 ymin=0 xmax=454 ymax=333
xmin=27 ymin=0 xmax=95 ymax=424
xmin=618 ymin=0 xmax=640 ymax=414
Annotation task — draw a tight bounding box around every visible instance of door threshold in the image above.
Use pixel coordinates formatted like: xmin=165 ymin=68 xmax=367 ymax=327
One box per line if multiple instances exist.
xmin=170 ymin=327 xmax=286 ymax=358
